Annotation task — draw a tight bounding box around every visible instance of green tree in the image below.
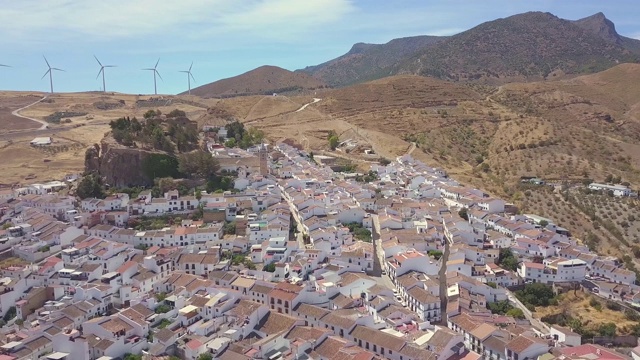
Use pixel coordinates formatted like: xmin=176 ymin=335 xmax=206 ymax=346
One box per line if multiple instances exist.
xmin=539 ymin=220 xmax=549 ymax=228
xmin=428 ymin=250 xmax=443 ymax=260
xmin=141 ymin=154 xmax=180 ymax=180
xmin=2 ymin=222 xmax=14 ymax=230
xmin=506 ymin=308 xmax=525 ymax=319
xmin=329 ymin=135 xmax=339 ymax=150
xmin=264 ymin=262 xmax=276 ymax=272
xmin=3 ymin=306 xmax=16 ymax=322
xmin=197 ymin=353 xmax=213 ymax=360
xmin=515 ymin=283 xmax=555 ymax=307
xmin=223 ymin=222 xmax=236 ymax=235
xmin=76 ymin=173 xmax=106 ymax=199
xmin=486 ymin=281 xmax=497 ymax=289
xmin=167 ymin=109 xmax=186 ymax=118
xmin=224 ymin=138 xmax=237 ymax=148
xmin=458 ymin=207 xmax=469 ymax=221
xmin=155 ymin=304 xmax=171 ymax=314
xmin=178 ymin=150 xmax=220 ymax=180
xmin=498 ymin=248 xmax=519 ymax=271
xmin=598 ymin=322 xmax=617 ymax=337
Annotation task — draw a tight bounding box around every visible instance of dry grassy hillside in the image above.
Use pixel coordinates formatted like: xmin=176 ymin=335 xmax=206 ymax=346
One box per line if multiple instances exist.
xmin=188 ymin=65 xmax=327 ymax=98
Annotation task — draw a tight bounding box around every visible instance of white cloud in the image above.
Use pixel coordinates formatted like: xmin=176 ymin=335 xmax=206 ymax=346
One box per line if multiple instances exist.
xmin=0 ymin=0 xmax=355 ymax=44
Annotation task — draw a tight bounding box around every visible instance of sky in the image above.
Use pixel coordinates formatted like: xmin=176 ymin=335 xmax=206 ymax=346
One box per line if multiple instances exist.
xmin=1 ymin=0 xmax=639 ymax=95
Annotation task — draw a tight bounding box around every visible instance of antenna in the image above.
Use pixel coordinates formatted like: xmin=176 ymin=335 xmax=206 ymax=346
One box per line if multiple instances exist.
xmin=94 ymin=55 xmax=116 ymax=93
xmin=142 ymin=58 xmax=162 ymax=95
xmin=179 ymin=61 xmax=196 ymax=95
xmin=42 ymin=56 xmax=64 ymax=94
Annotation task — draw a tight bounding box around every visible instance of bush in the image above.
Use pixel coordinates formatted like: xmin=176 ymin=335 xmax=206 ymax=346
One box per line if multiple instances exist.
xmin=76 ymin=173 xmax=106 ymax=199
xmin=155 ymin=304 xmax=171 ymax=314
xmin=141 ymin=154 xmax=180 ymax=181
xmin=605 ymin=301 xmax=622 ymax=311
xmin=515 ymin=283 xmax=556 ymax=307
xmin=263 ymin=262 xmax=276 ymax=272
xmin=178 ymin=150 xmax=220 ymax=180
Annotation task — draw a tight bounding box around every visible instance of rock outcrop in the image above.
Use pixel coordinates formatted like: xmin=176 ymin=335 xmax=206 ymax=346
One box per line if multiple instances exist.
xmin=85 ymin=136 xmax=161 ymax=188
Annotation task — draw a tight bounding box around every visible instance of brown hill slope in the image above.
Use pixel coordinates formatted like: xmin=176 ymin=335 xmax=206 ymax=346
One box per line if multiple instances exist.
xmin=573 ymin=12 xmax=640 ymax=54
xmin=299 ymin=35 xmax=444 ymax=87
xmin=399 ymin=12 xmax=639 ymax=82
xmin=187 ymin=65 xmax=327 ymax=98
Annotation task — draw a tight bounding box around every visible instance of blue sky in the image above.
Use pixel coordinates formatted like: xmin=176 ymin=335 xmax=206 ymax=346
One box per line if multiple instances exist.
xmin=1 ymin=0 xmax=639 ymax=94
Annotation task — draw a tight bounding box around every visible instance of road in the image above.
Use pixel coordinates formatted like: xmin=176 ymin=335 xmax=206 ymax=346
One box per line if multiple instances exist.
xmin=295 ymin=98 xmax=321 ymax=113
xmin=406 ymin=142 xmax=416 ymax=156
xmin=505 ymin=289 xmax=550 ymax=332
xmin=371 ymin=214 xmax=383 ymax=277
xmin=11 ymin=95 xmax=49 ymax=130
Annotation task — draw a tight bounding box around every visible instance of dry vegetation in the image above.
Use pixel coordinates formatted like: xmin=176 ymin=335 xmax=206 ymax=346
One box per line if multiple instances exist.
xmin=535 ymin=290 xmax=640 ymax=336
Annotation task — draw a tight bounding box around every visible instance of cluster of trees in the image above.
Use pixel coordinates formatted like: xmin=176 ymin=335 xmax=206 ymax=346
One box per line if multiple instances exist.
xmin=355 ymin=170 xmax=379 ymax=183
xmin=110 ymin=110 xmax=198 ymax=153
xmin=515 ymin=283 xmax=557 ymax=308
xmin=178 ymin=150 xmax=220 ymax=180
xmin=76 ymin=173 xmax=106 ymax=199
xmin=327 ymin=130 xmax=339 ymax=150
xmin=497 ymin=248 xmax=519 ymax=272
xmin=487 ymin=300 xmax=525 ymax=319
xmin=224 ymin=121 xmax=264 ymax=149
xmin=343 ymin=222 xmax=372 ymax=242
xmin=221 ymin=251 xmax=256 ymax=270
xmin=263 ymin=262 xmax=277 ymax=272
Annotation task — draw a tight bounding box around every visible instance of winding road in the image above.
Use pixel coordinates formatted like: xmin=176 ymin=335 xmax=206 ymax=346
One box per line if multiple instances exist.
xmin=11 ymin=96 xmax=49 ymax=130
xmin=295 ymin=98 xmax=321 ymax=112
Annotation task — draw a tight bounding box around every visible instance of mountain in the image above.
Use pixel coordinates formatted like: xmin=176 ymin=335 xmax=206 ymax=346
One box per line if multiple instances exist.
xmin=573 ymin=12 xmax=640 ymax=54
xmin=298 ymin=35 xmax=444 ymax=87
xmin=399 ymin=12 xmax=639 ymax=82
xmin=298 ymin=12 xmax=640 ymax=87
xmin=187 ymin=65 xmax=327 ymax=98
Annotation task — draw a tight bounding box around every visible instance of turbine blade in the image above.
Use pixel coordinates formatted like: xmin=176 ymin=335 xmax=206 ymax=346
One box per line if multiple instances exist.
xmin=41 ymin=69 xmax=50 ymax=79
xmin=179 ymin=70 xmax=188 ymax=73
xmin=94 ymin=55 xmax=103 ymax=67
xmin=156 ymin=70 xmax=163 ymax=81
xmin=104 ymin=65 xmax=116 ymax=68
xmin=189 ymin=62 xmax=193 ymax=72
xmin=96 ymin=68 xmax=103 ymax=79
xmin=142 ymin=68 xmax=154 ymax=71
xmin=155 ymin=58 xmax=160 ymax=69
xmin=0 ymin=64 xmax=10 ymax=67
xmin=190 ymin=73 xmax=196 ymax=83
xmin=52 ymin=68 xmax=65 ymax=72
xmin=43 ymin=55 xmax=50 ymax=68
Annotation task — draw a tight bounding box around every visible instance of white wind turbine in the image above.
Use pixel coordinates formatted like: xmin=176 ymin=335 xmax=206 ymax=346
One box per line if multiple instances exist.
xmin=94 ymin=55 xmax=116 ymax=93
xmin=179 ymin=62 xmax=196 ymax=95
xmin=42 ymin=56 xmax=64 ymax=93
xmin=142 ymin=58 xmax=163 ymax=95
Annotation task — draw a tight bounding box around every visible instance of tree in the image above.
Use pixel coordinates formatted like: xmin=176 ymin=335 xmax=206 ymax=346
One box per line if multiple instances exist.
xmin=539 ymin=220 xmax=549 ymax=228
xmin=604 ymin=174 xmax=613 ymax=183
xmin=223 ymin=222 xmax=236 ymax=235
xmin=3 ymin=306 xmax=16 ymax=322
xmin=141 ymin=154 xmax=180 ymax=180
xmin=167 ymin=109 xmax=186 ymax=118
xmin=428 ymin=250 xmax=443 ymax=260
xmin=143 ymin=109 xmax=159 ymax=119
xmin=329 ymin=135 xmax=339 ymax=150
xmin=598 ymin=322 xmax=617 ymax=337
xmin=76 ymin=173 xmax=106 ymax=199
xmin=486 ymin=281 xmax=497 ymax=289
xmin=2 ymin=222 xmax=13 ymax=230
xmin=263 ymin=262 xmax=276 ymax=272
xmin=225 ymin=138 xmax=237 ymax=148
xmin=155 ymin=304 xmax=171 ymax=314
xmin=506 ymin=308 xmax=525 ymax=319
xmin=458 ymin=207 xmax=469 ymax=221
xmin=197 ymin=353 xmax=213 ymax=360
xmin=178 ymin=150 xmax=220 ymax=180
xmin=498 ymin=248 xmax=519 ymax=271
xmin=515 ymin=283 xmax=555 ymax=307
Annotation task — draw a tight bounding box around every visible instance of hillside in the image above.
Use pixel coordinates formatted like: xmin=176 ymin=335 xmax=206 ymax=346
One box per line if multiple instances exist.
xmin=573 ymin=12 xmax=640 ymax=54
xmin=399 ymin=12 xmax=639 ymax=82
xmin=299 ymin=35 xmax=444 ymax=87
xmin=187 ymin=65 xmax=327 ymax=98
xmin=294 ymin=12 xmax=640 ymax=87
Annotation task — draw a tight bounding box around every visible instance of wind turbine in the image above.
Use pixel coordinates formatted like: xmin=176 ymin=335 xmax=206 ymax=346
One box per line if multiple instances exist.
xmin=94 ymin=55 xmax=116 ymax=93
xmin=142 ymin=58 xmax=162 ymax=95
xmin=42 ymin=56 xmax=64 ymax=93
xmin=179 ymin=62 xmax=196 ymax=95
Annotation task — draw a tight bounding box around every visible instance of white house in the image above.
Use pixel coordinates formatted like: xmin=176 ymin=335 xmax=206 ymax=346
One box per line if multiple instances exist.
xmin=588 ymin=183 xmax=632 ymax=197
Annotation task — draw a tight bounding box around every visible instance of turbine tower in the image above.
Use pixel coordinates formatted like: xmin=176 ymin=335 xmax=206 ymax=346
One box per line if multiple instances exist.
xmin=42 ymin=56 xmax=64 ymax=93
xmin=142 ymin=58 xmax=162 ymax=95
xmin=179 ymin=62 xmax=196 ymax=95
xmin=94 ymin=55 xmax=116 ymax=93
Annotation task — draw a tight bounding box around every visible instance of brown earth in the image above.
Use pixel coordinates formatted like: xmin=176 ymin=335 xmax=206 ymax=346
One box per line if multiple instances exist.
xmin=0 ymin=93 xmax=46 ymax=131
xmin=187 ymin=65 xmax=328 ymax=98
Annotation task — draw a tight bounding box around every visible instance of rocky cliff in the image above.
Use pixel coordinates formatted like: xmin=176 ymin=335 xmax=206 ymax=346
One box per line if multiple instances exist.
xmin=85 ymin=136 xmax=162 ymax=187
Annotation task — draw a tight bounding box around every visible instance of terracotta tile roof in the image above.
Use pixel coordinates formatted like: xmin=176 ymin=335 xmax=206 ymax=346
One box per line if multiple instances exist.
xmin=350 ymin=325 xmax=406 ymax=352
xmin=285 ymin=325 xmax=331 ymax=342
xmin=312 ymin=336 xmax=350 ymax=359
xmin=320 ymin=309 xmax=360 ymax=329
xmin=293 ymin=303 xmax=330 ymax=319
xmin=469 ymin=323 xmax=498 ymax=341
xmin=506 ymin=335 xmax=535 ymax=353
xmin=254 ymin=311 xmax=299 ymax=335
